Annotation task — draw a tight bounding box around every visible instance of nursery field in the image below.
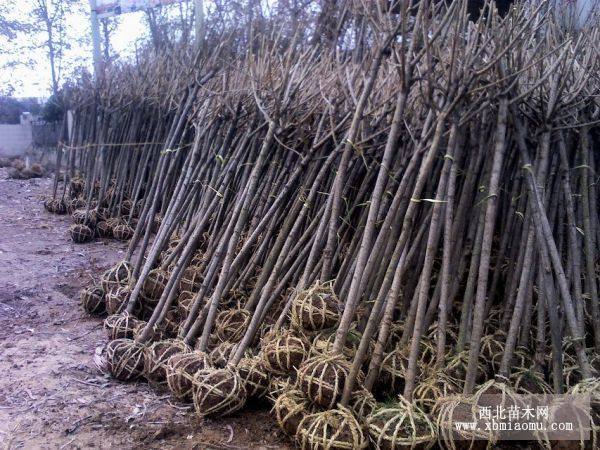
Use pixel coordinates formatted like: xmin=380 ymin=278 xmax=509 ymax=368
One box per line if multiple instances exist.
xmin=0 ymin=169 xmax=289 ymax=449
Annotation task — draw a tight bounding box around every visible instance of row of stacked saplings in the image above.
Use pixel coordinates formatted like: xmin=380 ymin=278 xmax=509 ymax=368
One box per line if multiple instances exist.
xmin=43 ymin=177 xmax=151 ymax=244
xmin=79 ymin=253 xmax=599 ymax=449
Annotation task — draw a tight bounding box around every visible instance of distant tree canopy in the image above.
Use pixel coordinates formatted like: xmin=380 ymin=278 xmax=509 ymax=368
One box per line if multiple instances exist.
xmin=0 ymin=96 xmax=42 ymax=124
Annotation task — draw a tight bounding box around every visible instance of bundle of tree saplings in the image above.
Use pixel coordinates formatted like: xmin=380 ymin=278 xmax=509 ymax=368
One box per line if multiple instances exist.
xmin=53 ymin=1 xmax=600 ymax=448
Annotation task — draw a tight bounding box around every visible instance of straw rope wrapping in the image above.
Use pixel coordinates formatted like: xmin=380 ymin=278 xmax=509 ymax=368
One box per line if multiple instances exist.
xmin=166 ymin=351 xmax=212 ymax=401
xmin=144 ymin=339 xmax=191 ymax=389
xmin=349 ymin=388 xmax=377 ymax=419
xmin=380 ymin=346 xmax=421 ymax=394
xmin=101 ymin=261 xmax=133 ymax=295
xmin=70 ymin=224 xmax=94 ymax=243
xmin=267 ymin=376 xmax=294 ymax=404
xmin=291 ymin=281 xmax=341 ymax=334
xmin=435 ymin=395 xmax=496 ymax=450
xmin=273 ymin=388 xmax=313 ymax=436
xmin=142 ymin=268 xmax=169 ymax=301
xmin=106 ymin=338 xmax=146 ymax=381
xmin=445 ymin=351 xmax=486 ymax=386
xmin=133 ymin=321 xmax=169 ymax=343
xmin=67 ymin=197 xmax=86 ymax=214
xmin=298 ymin=354 xmax=363 ymax=409
xmin=193 ymin=367 xmax=247 ymax=418
xmin=536 ymin=394 xmax=598 ymax=450
xmin=509 ymin=368 xmax=553 ymax=395
xmin=209 ymin=341 xmax=252 ymax=367
xmin=262 ymin=330 xmax=309 ymax=375
xmin=366 ymin=398 xmax=437 ymax=450
xmin=310 ymin=329 xmax=366 ymax=360
xmin=216 ymin=309 xmax=253 ymax=343
xmin=96 ymin=220 xmax=112 ymax=238
xmin=72 ymin=208 xmax=98 ymax=228
xmin=238 ymin=357 xmax=270 ymax=399
xmin=569 ymin=377 xmax=600 ymax=426
xmin=296 ymin=405 xmax=368 ymax=450
xmin=104 ymin=312 xmax=141 ymax=340
xmin=80 ymin=284 xmax=105 ymax=315
xmin=413 ymin=372 xmax=460 ymax=413
xmin=179 ymin=266 xmax=204 ymax=293
xmin=112 ymin=223 xmax=134 ymax=241
xmin=105 ymin=286 xmax=132 ymax=316
xmin=177 ymin=290 xmax=196 ymax=319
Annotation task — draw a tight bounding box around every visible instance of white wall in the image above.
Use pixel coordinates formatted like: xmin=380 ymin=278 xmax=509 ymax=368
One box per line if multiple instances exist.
xmin=0 ymin=117 xmax=33 ymax=157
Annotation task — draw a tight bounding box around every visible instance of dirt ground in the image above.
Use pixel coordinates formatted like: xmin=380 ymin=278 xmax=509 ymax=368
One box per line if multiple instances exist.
xmin=0 ymin=168 xmax=292 ymax=449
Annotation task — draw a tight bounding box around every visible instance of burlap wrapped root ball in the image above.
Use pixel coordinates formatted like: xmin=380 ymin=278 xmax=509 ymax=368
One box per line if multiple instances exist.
xmin=367 ymin=398 xmax=437 ymax=450
xmin=101 ymin=261 xmax=133 ymax=294
xmin=262 ymin=330 xmax=309 ymax=376
xmin=80 ymin=284 xmax=105 ymax=315
xmin=193 ymin=367 xmax=247 ymax=418
xmin=166 ymin=351 xmax=212 ymax=401
xmin=296 ymin=405 xmax=368 ymax=450
xmin=215 ymin=308 xmax=252 ymax=343
xmin=142 ymin=268 xmax=169 ymax=301
xmin=70 ymin=223 xmax=94 ymax=243
xmin=144 ymin=339 xmax=191 ymax=389
xmin=298 ymin=354 xmax=364 ymax=409
xmin=106 ymin=338 xmax=146 ymax=381
xmin=291 ymin=281 xmax=340 ymax=333
xmin=274 ymin=388 xmax=314 ymax=437
xmin=238 ymin=357 xmax=270 ymax=399
xmin=104 ymin=312 xmax=141 ymax=340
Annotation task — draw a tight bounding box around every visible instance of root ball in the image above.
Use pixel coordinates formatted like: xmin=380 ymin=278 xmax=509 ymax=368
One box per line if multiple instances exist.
xmin=298 ymin=354 xmax=362 ymax=409
xmin=166 ymin=351 xmax=212 ymax=401
xmin=80 ymin=284 xmax=105 ymax=315
xmin=237 ymin=357 xmax=270 ymax=399
xmin=366 ymin=399 xmax=436 ymax=450
xmin=291 ymin=281 xmax=340 ymax=333
xmin=262 ymin=330 xmax=308 ymax=375
xmin=104 ymin=312 xmax=141 ymax=340
xmin=144 ymin=339 xmax=191 ymax=389
xmin=106 ymin=338 xmax=146 ymax=381
xmin=215 ymin=308 xmax=252 ymax=343
xmin=142 ymin=268 xmax=169 ymax=300
xmin=296 ymin=405 xmax=367 ymax=450
xmin=70 ymin=224 xmax=94 ymax=243
xmin=274 ymin=388 xmax=313 ymax=436
xmin=192 ymin=367 xmax=247 ymax=418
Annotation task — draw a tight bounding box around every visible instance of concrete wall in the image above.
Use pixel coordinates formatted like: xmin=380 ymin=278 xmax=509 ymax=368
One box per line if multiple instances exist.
xmin=0 ymin=114 xmax=33 ymax=157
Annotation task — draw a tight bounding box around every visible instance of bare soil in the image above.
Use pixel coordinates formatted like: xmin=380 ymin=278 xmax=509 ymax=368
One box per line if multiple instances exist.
xmin=0 ymin=169 xmax=292 ymax=450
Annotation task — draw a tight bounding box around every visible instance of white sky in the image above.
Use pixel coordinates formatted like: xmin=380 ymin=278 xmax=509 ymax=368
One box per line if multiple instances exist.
xmin=0 ymin=2 xmax=149 ymax=99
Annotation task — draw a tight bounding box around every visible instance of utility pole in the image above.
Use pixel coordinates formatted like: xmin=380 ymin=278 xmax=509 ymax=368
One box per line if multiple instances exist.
xmin=194 ymin=0 xmax=204 ymax=50
xmin=89 ymin=0 xmax=102 ymax=81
